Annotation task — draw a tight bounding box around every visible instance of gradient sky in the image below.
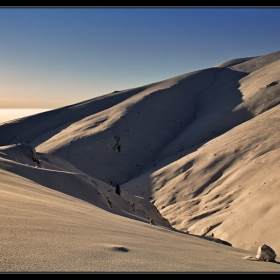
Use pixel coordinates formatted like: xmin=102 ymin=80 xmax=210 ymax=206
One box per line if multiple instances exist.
xmin=1 ymin=7 xmax=280 ymax=109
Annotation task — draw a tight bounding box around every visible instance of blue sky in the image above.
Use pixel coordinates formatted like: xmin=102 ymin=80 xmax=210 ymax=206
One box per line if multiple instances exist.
xmin=1 ymin=7 xmax=280 ymax=109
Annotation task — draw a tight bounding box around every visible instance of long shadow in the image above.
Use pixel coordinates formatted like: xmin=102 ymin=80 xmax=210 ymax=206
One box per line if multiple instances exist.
xmin=131 ymin=66 xmax=253 ymax=198
xmin=163 ymin=67 xmax=252 ymax=158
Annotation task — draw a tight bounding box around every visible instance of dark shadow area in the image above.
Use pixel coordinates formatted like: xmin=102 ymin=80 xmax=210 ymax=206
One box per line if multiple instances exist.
xmin=133 ymin=67 xmax=252 ymax=190
xmin=111 ymin=246 xmax=129 ymax=252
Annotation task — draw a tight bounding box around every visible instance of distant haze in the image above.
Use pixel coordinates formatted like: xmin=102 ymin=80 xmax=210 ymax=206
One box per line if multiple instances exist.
xmin=0 ymin=109 xmax=50 ymax=123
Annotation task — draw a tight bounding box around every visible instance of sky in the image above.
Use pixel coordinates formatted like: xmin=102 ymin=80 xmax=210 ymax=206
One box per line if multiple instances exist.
xmin=1 ymin=6 xmax=280 ymax=110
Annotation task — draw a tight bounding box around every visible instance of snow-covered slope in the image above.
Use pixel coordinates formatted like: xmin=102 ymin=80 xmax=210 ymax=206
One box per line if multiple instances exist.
xmin=1 ymin=49 xmax=280 ymax=260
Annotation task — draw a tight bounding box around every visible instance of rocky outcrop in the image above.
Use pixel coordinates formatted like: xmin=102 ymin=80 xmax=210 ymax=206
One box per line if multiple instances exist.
xmin=244 ymin=244 xmax=277 ymax=262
